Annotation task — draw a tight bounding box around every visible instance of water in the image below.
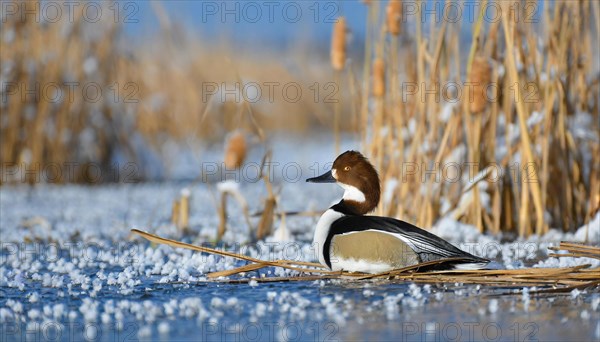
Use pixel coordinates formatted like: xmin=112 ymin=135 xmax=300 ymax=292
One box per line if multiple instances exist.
xmin=2 ymin=273 xmax=598 ymax=341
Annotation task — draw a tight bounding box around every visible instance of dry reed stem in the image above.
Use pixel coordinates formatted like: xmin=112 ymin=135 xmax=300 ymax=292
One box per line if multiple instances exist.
xmin=217 ymin=192 xmax=228 ymax=241
xmin=171 ymin=200 xmax=180 ymax=226
xmin=256 ymin=197 xmax=276 ymax=240
xmin=130 ymin=229 xmax=327 ymax=275
xmin=333 ymin=70 xmax=342 ymax=155
xmin=256 ymin=151 xmax=277 ymax=240
xmin=360 ymin=3 xmax=377 ymax=147
xmin=501 ymin=7 xmax=546 ymax=235
xmin=229 ymin=188 xmax=253 ymax=235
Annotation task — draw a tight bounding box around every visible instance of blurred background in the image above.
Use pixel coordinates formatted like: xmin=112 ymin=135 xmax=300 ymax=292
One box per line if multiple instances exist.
xmin=1 ymin=0 xmax=599 ymax=237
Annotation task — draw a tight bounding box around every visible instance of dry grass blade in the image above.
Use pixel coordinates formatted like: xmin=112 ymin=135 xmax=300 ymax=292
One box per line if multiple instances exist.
xmin=492 ymin=280 xmax=600 ymax=297
xmin=130 ymin=229 xmax=327 ymax=276
xmin=131 ymin=229 xmax=262 ymax=263
xmin=207 ymin=259 xmax=327 ymax=278
xmin=548 ymin=242 xmax=600 ymax=260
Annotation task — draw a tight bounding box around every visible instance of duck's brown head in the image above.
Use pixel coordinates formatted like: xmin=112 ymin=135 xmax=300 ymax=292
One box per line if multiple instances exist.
xmin=306 ymin=151 xmax=380 ymax=215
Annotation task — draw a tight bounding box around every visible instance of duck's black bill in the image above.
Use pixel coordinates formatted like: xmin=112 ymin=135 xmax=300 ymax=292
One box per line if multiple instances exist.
xmin=306 ymin=170 xmax=336 ymax=183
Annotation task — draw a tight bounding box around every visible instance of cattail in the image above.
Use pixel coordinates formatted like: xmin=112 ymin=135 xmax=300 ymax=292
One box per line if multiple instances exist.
xmin=330 ymin=17 xmax=347 ymax=71
xmin=468 ymin=56 xmax=492 ymax=113
xmin=224 ymin=130 xmax=247 ymax=169
xmin=386 ymin=0 xmax=403 ymax=35
xmin=372 ymin=58 xmax=386 ymax=97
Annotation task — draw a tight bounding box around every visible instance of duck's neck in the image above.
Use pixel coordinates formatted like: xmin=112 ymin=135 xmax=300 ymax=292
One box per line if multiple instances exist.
xmin=332 ymin=183 xmax=379 ymax=215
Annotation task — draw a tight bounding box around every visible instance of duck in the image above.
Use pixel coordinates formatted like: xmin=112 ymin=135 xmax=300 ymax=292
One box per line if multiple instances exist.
xmin=307 ymin=150 xmax=489 ymax=274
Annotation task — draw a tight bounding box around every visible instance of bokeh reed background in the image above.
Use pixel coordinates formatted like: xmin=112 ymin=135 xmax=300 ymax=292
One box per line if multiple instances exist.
xmin=1 ymin=0 xmax=599 ymax=237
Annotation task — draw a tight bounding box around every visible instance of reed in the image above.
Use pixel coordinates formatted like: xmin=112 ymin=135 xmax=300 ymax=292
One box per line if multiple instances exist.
xmin=171 ymin=200 xmax=180 ymax=226
xmin=256 ymin=150 xmax=278 ymax=240
xmin=3 ymin=1 xmax=598 ymax=238
xmin=217 ymin=192 xmax=228 ymax=242
xmin=357 ymin=0 xmax=599 ymax=236
xmin=331 ymin=16 xmax=347 ymax=154
xmin=215 ymin=183 xmax=253 ymax=242
xmin=1 ymin=1 xmax=348 ymax=184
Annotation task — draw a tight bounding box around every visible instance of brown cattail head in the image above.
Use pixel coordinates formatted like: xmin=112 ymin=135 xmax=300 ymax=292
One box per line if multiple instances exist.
xmin=386 ymin=0 xmax=403 ymax=36
xmin=224 ymin=130 xmax=247 ymax=169
xmin=468 ymin=56 xmax=492 ymax=113
xmin=372 ymin=58 xmax=386 ymax=97
xmin=331 ymin=17 xmax=347 ymax=71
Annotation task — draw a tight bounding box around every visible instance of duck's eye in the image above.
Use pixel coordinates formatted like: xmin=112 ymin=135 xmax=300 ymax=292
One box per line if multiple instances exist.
xmin=344 ymin=166 xmax=351 ymax=171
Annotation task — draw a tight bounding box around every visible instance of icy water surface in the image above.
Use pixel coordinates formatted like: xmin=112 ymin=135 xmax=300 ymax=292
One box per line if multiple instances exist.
xmin=2 ymin=272 xmax=599 ymax=341
xmin=1 ymin=182 xmax=599 ymax=341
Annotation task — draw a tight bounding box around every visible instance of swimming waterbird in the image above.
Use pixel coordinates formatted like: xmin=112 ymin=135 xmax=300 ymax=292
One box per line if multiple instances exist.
xmin=307 ymin=151 xmax=489 ymax=274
